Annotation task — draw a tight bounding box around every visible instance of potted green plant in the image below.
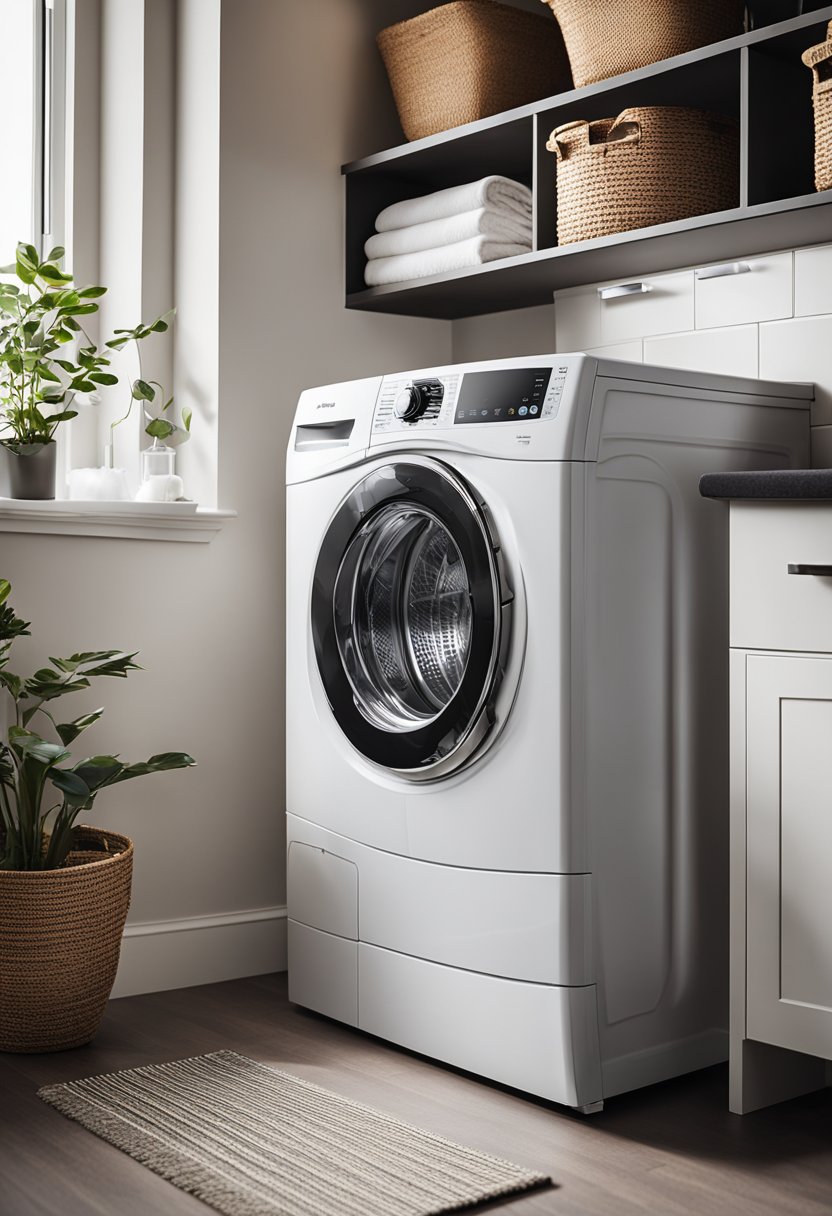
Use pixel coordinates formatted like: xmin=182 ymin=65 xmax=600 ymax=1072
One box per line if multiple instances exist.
xmin=106 ymin=312 xmax=193 ymax=500
xmin=0 ymin=243 xmax=115 ymax=500
xmin=0 ymin=578 xmax=195 ymax=1052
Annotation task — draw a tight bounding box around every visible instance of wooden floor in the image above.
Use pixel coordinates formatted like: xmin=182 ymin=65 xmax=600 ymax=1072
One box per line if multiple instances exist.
xmin=2 ymin=973 xmax=831 ymax=1216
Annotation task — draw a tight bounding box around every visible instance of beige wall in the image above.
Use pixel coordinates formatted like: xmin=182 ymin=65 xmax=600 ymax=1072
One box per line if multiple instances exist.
xmin=2 ymin=0 xmax=450 ymax=992
xmin=452 ymin=305 xmax=556 ymax=364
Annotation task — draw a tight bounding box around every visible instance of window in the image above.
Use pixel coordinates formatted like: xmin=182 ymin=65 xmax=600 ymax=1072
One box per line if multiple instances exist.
xmin=0 ymin=0 xmax=64 ymax=258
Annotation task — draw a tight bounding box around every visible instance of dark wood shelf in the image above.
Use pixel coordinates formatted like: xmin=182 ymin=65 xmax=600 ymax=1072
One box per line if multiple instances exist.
xmin=343 ymin=6 xmax=832 ymax=320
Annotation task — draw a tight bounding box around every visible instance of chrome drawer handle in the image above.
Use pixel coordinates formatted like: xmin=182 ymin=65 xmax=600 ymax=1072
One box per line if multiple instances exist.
xmin=598 ymin=282 xmax=652 ymax=300
xmin=787 ymin=564 xmax=832 ymax=575
xmin=695 ymin=262 xmax=751 ymax=280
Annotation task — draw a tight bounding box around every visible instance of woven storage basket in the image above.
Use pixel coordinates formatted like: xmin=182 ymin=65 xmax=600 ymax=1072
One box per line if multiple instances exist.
xmin=803 ymin=21 xmax=832 ymax=193
xmin=547 ymin=107 xmax=739 ymax=246
xmin=377 ymin=0 xmax=572 ymax=142
xmin=539 ymin=0 xmax=744 ymax=89
xmin=0 ymin=827 xmax=133 ymax=1053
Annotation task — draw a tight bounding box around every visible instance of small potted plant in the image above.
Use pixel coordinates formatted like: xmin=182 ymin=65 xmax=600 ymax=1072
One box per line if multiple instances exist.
xmin=0 ymin=243 xmax=115 ymax=500
xmin=0 ymin=578 xmax=195 ymax=1052
xmin=106 ymin=313 xmax=193 ymax=501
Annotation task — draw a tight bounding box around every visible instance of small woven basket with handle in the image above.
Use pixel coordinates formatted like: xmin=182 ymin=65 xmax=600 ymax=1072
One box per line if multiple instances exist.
xmin=539 ymin=0 xmax=744 ymax=89
xmin=802 ymin=21 xmax=832 ymax=193
xmin=378 ymin=0 xmax=572 ymax=142
xmin=0 ymin=827 xmax=133 ymax=1053
xmin=547 ymin=106 xmax=739 ymax=246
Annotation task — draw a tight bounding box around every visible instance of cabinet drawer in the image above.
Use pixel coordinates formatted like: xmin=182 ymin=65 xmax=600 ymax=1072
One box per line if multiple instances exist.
xmin=795 ymin=244 xmax=832 ymax=318
xmin=695 ymin=253 xmax=792 ymax=330
xmin=730 ymin=503 xmax=832 ymax=652
xmin=599 ymin=270 xmax=693 ymax=344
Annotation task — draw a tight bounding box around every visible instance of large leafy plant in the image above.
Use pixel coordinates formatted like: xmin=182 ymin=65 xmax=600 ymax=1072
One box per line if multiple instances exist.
xmin=0 ymin=579 xmax=195 ymax=871
xmin=0 ymin=243 xmax=113 ymax=448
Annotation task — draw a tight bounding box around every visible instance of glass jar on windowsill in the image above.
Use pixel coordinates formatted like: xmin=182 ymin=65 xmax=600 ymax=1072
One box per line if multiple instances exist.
xmin=136 ymin=442 xmax=184 ymax=503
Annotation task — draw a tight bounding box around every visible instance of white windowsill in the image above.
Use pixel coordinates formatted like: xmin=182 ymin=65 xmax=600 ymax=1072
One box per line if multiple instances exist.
xmin=0 ymin=500 xmax=236 ymax=543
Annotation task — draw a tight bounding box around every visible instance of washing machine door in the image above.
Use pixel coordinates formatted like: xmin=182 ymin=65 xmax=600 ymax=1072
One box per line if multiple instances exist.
xmin=311 ymin=457 xmax=512 ymax=781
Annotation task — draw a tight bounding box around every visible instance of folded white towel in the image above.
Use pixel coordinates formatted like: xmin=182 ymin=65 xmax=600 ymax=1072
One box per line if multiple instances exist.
xmin=375 ymin=176 xmax=532 ymax=233
xmin=365 ymin=207 xmax=531 ymax=260
xmin=364 ymin=236 xmax=531 ymax=288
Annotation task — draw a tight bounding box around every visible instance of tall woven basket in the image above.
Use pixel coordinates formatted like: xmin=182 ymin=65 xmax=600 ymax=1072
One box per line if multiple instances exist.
xmin=378 ymin=0 xmax=572 ymax=142
xmin=0 ymin=827 xmax=133 ymax=1053
xmin=802 ymin=21 xmax=832 ymax=193
xmin=539 ymin=0 xmax=744 ymax=88
xmin=548 ymin=107 xmax=740 ymax=246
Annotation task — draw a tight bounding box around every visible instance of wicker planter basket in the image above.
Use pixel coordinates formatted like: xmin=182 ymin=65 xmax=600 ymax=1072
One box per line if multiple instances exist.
xmin=0 ymin=827 xmax=133 ymax=1053
xmin=539 ymin=0 xmax=744 ymax=89
xmin=547 ymin=107 xmax=739 ymax=246
xmin=802 ymin=21 xmax=832 ymax=193
xmin=377 ymin=0 xmax=572 ymax=142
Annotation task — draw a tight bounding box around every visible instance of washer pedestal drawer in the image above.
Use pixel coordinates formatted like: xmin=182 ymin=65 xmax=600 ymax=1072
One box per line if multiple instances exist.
xmin=358 ymin=942 xmax=602 ymax=1109
xmin=287 ymin=913 xmax=602 ymax=1111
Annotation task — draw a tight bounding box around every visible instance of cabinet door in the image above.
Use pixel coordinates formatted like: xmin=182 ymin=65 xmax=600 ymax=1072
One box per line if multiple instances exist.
xmin=746 ymin=654 xmax=832 ymax=1061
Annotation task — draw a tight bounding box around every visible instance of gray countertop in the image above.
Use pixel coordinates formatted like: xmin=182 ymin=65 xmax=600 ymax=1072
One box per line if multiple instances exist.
xmin=699 ymin=470 xmax=832 ymax=501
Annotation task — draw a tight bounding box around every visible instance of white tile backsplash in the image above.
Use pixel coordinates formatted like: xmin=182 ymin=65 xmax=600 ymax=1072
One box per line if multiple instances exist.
xmin=552 ymin=242 xmax=831 ymax=464
xmin=760 ymin=315 xmax=832 ymax=426
xmin=795 ymin=246 xmax=832 ymax=318
xmin=585 ymin=340 xmax=644 ymax=362
xmin=694 ymin=253 xmax=793 ymax=330
xmin=645 ymin=325 xmax=759 ymax=378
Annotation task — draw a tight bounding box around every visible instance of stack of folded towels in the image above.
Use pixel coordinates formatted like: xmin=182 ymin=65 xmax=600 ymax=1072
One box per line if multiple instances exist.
xmin=364 ymin=175 xmax=532 ymax=288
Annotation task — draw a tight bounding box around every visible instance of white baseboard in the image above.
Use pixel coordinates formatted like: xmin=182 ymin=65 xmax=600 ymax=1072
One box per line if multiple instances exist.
xmin=111 ymin=905 xmax=287 ymax=998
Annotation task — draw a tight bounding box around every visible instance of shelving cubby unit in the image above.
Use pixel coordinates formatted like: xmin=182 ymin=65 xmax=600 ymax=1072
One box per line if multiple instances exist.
xmin=343 ymin=5 xmax=832 ymax=320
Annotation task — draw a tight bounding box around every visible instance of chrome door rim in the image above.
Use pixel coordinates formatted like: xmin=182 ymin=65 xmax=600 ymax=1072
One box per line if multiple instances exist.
xmin=311 ymin=456 xmax=512 ymax=782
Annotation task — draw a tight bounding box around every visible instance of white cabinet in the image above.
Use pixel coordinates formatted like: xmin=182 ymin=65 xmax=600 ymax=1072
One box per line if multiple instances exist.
xmin=599 ymin=271 xmax=693 ymax=345
xmin=746 ymin=655 xmax=832 ymax=1061
xmin=553 ymin=269 xmax=693 ymax=352
xmin=694 ymin=253 xmax=793 ymax=330
xmin=730 ymin=504 xmax=832 ymax=1113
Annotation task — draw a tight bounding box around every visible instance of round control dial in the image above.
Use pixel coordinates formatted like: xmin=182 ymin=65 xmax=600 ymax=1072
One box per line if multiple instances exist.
xmin=394 ymin=384 xmax=426 ymax=422
xmin=393 ymin=378 xmax=445 ymax=424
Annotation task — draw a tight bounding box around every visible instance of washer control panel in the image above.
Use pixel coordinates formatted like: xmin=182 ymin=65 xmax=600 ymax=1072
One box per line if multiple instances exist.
xmin=453 ymin=366 xmax=564 ymax=425
xmin=373 ymin=373 xmax=460 ymax=433
xmin=371 ymin=364 xmax=568 ymax=434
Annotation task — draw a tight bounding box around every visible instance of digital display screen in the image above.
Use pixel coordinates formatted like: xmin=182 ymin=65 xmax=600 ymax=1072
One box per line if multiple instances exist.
xmin=453 ymin=368 xmax=552 ymax=424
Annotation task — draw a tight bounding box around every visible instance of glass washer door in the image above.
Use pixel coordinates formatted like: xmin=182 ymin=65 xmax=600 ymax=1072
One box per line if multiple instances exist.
xmin=311 ymin=459 xmax=511 ymax=780
xmin=335 ymin=501 xmax=473 ymax=731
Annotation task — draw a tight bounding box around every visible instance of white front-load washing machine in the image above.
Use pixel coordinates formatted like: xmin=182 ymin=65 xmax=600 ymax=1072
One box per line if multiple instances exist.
xmin=285 ymin=354 xmax=811 ymax=1112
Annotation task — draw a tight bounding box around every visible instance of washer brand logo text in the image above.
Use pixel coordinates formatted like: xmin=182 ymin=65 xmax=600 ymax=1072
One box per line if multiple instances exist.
xmin=316 ymin=402 xmax=336 ymax=410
